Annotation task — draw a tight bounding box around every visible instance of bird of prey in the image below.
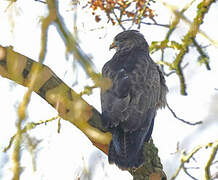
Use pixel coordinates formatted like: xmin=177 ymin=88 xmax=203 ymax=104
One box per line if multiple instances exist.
xmin=101 ymin=30 xmax=168 ymax=169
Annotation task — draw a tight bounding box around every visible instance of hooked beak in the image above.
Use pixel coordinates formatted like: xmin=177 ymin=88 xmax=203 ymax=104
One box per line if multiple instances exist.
xmin=109 ymin=41 xmax=117 ymax=50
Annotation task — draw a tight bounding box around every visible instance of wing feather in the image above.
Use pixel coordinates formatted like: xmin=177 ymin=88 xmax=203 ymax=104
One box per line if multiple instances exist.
xmin=101 ymin=50 xmax=162 ymax=132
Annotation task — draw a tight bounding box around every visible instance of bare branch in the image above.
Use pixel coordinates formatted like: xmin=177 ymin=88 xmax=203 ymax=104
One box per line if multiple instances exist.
xmin=166 ymin=103 xmax=202 ymax=125
xmin=183 ymin=166 xmax=198 ymax=180
xmin=160 ymin=62 xmax=189 ymax=77
xmin=140 ymin=21 xmax=170 ymax=28
xmin=171 ymin=145 xmax=202 ymax=180
xmin=205 ymin=141 xmax=218 ymax=180
xmin=121 ymin=19 xmax=169 ymax=28
xmin=34 ymin=0 xmax=46 ymax=4
xmin=112 ymin=10 xmax=126 ymax=31
xmin=192 ymin=38 xmax=211 ymax=70
xmin=3 ymin=116 xmax=59 ymax=152
xmin=171 ymin=141 xmax=218 ymax=180
xmin=160 ymin=0 xmax=216 ymax=95
xmin=137 ymin=0 xmax=150 ymax=29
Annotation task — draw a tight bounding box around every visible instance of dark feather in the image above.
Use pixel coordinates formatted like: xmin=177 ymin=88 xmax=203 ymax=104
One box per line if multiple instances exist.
xmin=101 ymin=30 xmax=168 ymax=169
xmin=108 ymin=116 xmax=155 ymax=169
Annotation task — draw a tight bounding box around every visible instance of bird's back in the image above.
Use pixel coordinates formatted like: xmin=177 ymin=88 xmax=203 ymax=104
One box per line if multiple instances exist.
xmin=101 ymin=49 xmax=160 ymax=131
xmin=101 ymin=46 xmax=167 ymax=169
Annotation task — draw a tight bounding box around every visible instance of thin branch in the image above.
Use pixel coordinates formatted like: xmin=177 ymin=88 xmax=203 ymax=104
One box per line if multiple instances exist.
xmin=3 ymin=116 xmax=59 ymax=152
xmin=39 ymin=0 xmax=56 ymax=63
xmin=172 ymin=7 xmax=218 ymax=48
xmin=137 ymin=0 xmax=150 ymax=29
xmin=171 ymin=145 xmax=202 ymax=180
xmin=185 ymin=166 xmax=200 ymax=170
xmin=121 ymin=19 xmax=169 ymax=28
xmin=112 ymin=10 xmax=126 ymax=30
xmin=205 ymin=141 xmax=218 ymax=180
xmin=161 ymin=0 xmax=216 ymax=95
xmin=161 ymin=62 xmax=189 ymax=77
xmin=141 ymin=21 xmax=170 ymax=28
xmin=176 ymin=64 xmax=187 ymax=95
xmin=166 ymin=103 xmax=202 ymax=125
xmin=10 ymin=4 xmax=57 ymax=176
xmin=162 ymin=0 xmax=197 ymax=39
xmin=212 ymin=160 xmax=218 ymax=165
xmin=53 ymin=2 xmax=102 ymax=86
xmin=34 ymin=0 xmax=46 ymax=4
xmin=183 ymin=166 xmax=198 ymax=180
xmin=171 ymin=141 xmax=218 ymax=180
xmin=192 ymin=38 xmax=211 ymax=70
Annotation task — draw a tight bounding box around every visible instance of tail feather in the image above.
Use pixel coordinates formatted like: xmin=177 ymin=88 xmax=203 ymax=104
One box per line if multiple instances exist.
xmin=108 ymin=117 xmax=154 ymax=169
xmin=108 ymin=141 xmax=144 ymax=169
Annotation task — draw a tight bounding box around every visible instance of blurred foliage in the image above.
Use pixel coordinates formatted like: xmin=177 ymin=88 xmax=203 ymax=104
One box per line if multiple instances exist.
xmin=87 ymin=0 xmax=155 ymax=27
xmin=149 ymin=0 xmax=215 ymax=95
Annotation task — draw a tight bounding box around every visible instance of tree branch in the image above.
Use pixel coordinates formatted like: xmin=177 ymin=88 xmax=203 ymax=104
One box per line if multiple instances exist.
xmin=171 ymin=140 xmax=218 ymax=180
xmin=204 ymin=141 xmax=218 ymax=180
xmin=192 ymin=38 xmax=211 ymax=70
xmin=0 ymin=45 xmax=166 ymax=180
xmin=166 ymin=102 xmax=202 ymax=125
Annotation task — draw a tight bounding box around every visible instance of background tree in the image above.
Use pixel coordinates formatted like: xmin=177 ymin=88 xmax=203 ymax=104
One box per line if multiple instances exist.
xmin=0 ymin=0 xmax=217 ymax=180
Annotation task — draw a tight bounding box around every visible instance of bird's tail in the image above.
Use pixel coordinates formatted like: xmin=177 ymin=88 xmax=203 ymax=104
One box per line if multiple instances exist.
xmin=108 ymin=117 xmax=154 ymax=169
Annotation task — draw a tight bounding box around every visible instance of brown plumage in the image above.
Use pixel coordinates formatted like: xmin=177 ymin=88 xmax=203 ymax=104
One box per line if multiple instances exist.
xmin=101 ymin=30 xmax=168 ymax=169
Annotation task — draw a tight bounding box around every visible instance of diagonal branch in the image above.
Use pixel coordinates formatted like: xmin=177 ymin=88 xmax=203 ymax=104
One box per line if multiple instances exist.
xmin=0 ymin=45 xmax=166 ymax=180
xmin=0 ymin=45 xmax=111 ymax=154
xmin=204 ymin=141 xmax=218 ymax=180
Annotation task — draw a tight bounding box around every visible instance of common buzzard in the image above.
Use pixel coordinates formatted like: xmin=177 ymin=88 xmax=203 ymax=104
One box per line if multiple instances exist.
xmin=101 ymin=30 xmax=168 ymax=169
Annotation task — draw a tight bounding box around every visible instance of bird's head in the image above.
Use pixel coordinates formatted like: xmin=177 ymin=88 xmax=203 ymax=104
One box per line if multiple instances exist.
xmin=110 ymin=30 xmax=149 ymax=54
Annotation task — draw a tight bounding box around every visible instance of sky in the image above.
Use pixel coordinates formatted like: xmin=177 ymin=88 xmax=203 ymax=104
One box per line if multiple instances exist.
xmin=0 ymin=0 xmax=218 ymax=180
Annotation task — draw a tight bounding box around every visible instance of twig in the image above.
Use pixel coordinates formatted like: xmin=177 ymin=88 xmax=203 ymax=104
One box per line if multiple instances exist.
xmin=171 ymin=145 xmax=202 ymax=180
xmin=211 ymin=160 xmax=218 ymax=165
xmin=172 ymin=7 xmax=218 ymax=48
xmin=183 ymin=165 xmax=198 ymax=180
xmin=34 ymin=0 xmax=46 ymax=4
xmin=165 ymin=62 xmax=189 ymax=76
xmin=57 ymin=117 xmax=61 ymax=133
xmin=161 ymin=62 xmax=189 ymax=77
xmin=140 ymin=21 xmax=170 ymax=28
xmin=205 ymin=141 xmax=218 ymax=180
xmin=171 ymin=141 xmax=218 ymax=180
xmin=137 ymin=0 xmax=150 ymax=29
xmin=121 ymin=19 xmax=169 ymax=28
xmin=3 ymin=116 xmax=59 ymax=152
xmin=112 ymin=10 xmax=126 ymax=30
xmin=161 ymin=0 xmax=216 ymax=95
xmin=166 ymin=103 xmax=202 ymax=125
xmin=53 ymin=2 xmax=101 ymax=85
xmin=156 ymin=0 xmax=192 ymax=94
xmin=192 ymin=38 xmax=211 ymax=70
xmin=79 ymin=85 xmax=98 ymax=96
xmin=162 ymin=0 xmax=197 ymax=39
xmin=185 ymin=166 xmax=200 ymax=169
